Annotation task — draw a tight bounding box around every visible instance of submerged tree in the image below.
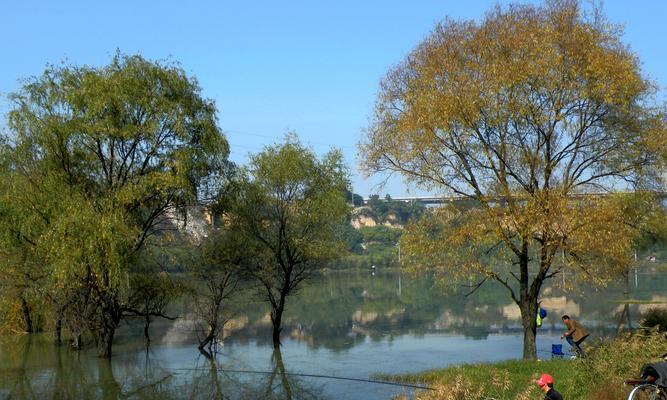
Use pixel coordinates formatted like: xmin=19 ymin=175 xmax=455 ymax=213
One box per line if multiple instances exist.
xmin=231 ymin=136 xmax=349 ymax=346
xmin=191 ymin=229 xmax=248 ymax=353
xmin=360 ymin=1 xmax=666 ymax=359
xmin=3 ymin=53 xmax=229 ymax=357
xmin=127 ymin=272 xmax=180 ymax=343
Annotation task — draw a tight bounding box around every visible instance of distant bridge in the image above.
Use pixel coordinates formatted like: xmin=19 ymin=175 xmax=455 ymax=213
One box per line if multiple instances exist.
xmin=363 ymin=191 xmax=667 ymax=207
xmin=363 ymin=195 xmax=466 ymax=206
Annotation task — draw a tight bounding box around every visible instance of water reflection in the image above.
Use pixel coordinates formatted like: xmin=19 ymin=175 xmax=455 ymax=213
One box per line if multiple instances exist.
xmin=217 ymin=269 xmax=666 ymax=350
xmin=214 ymin=347 xmax=330 ymax=400
xmin=180 ymin=347 xmax=330 ymax=400
xmin=0 ymin=336 xmax=330 ymax=400
xmin=0 ymin=270 xmax=664 ymax=400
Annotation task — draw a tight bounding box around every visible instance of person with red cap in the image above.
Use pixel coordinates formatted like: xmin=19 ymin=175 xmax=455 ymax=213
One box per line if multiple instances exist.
xmin=536 ymin=373 xmax=563 ymax=400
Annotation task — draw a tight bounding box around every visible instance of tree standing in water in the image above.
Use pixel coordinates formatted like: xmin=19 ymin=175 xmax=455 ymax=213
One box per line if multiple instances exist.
xmin=360 ymin=1 xmax=666 ymax=359
xmin=3 ymin=53 xmax=229 ymax=357
xmin=191 ymin=229 xmax=248 ymax=354
xmin=231 ymin=136 xmax=349 ymax=346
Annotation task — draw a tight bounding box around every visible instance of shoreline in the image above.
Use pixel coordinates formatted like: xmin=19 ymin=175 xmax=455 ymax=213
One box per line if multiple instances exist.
xmin=379 ymin=331 xmax=666 ymax=400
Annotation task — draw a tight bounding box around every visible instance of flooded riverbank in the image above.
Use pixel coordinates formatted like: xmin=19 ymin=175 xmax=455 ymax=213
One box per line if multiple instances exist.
xmin=1 ymin=268 xmax=664 ymax=399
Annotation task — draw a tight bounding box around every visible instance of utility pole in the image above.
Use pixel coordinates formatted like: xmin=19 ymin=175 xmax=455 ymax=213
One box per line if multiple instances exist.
xmin=634 ymin=248 xmax=638 ymax=288
xmin=397 ymin=242 xmax=402 ymax=296
xmin=562 ymin=249 xmax=565 ymax=286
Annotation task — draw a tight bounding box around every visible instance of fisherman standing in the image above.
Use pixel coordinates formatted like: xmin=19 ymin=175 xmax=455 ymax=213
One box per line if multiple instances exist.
xmin=560 ymin=315 xmax=589 ymax=358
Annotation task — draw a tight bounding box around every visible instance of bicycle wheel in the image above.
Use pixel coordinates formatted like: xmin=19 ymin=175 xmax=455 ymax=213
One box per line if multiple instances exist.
xmin=627 ymin=384 xmax=667 ymax=400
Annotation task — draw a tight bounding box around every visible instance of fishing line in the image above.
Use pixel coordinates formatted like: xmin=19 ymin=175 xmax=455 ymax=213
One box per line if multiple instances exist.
xmin=165 ymin=366 xmax=435 ymax=391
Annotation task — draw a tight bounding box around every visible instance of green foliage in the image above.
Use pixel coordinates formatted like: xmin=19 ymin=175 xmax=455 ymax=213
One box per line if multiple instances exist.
xmin=361 ymin=226 xmax=403 ymax=266
xmin=229 ymin=134 xmax=350 ymax=343
xmin=187 ymin=229 xmax=251 ymax=349
xmin=0 ymin=52 xmax=229 ymax=355
xmin=344 ymin=189 xmax=364 ymax=207
xmin=189 ymin=227 xmax=251 ymax=309
xmin=327 ymin=225 xmax=403 ymax=269
xmin=127 ymin=272 xmax=181 ymax=317
xmin=367 ymin=195 xmax=388 ymax=217
xmin=232 ymin=134 xmax=350 ymax=269
xmin=342 ymin=223 xmax=364 ymax=254
xmin=359 ymin=225 xmax=402 ymax=246
xmin=366 ymin=194 xmax=425 ymax=225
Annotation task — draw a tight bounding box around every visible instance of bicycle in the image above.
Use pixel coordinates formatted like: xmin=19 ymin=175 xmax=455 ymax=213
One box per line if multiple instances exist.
xmin=625 ymin=378 xmax=666 ymax=400
xmin=626 ymin=361 xmax=667 ymax=400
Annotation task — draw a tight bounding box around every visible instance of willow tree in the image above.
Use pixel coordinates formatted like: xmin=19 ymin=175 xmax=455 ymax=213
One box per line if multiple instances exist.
xmin=231 ymin=136 xmax=349 ymax=346
xmin=0 ymin=140 xmax=75 ymax=335
xmin=360 ymin=1 xmax=666 ymax=359
xmin=4 ymin=53 xmax=229 ymax=357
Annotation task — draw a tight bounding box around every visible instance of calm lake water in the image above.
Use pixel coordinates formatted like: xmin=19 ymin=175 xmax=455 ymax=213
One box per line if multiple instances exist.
xmin=0 ymin=268 xmax=665 ymax=399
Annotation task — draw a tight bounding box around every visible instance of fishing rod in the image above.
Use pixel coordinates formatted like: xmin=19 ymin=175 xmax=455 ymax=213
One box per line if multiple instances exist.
xmin=165 ymin=366 xmax=436 ymax=391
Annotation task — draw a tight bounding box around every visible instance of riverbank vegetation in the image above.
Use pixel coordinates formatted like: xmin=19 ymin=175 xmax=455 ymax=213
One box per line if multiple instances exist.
xmin=388 ymin=330 xmax=666 ymax=400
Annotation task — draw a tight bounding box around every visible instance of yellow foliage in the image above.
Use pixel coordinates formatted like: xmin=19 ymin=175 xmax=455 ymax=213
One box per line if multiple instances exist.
xmin=363 ymin=0 xmax=665 ymax=297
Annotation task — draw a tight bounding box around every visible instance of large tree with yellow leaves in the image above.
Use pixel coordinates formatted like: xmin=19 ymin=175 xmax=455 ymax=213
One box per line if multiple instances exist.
xmin=360 ymin=0 xmax=666 ymax=359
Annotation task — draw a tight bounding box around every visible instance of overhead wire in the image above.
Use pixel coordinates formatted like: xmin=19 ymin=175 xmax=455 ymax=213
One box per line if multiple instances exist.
xmin=225 ymin=129 xmax=356 ymax=150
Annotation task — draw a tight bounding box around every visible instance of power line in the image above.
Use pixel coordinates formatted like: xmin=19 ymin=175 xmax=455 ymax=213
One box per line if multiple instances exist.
xmin=226 ymin=129 xmax=356 ymax=150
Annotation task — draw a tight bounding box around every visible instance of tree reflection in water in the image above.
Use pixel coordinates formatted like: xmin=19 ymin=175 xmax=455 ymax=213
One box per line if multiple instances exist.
xmin=1 ymin=270 xmax=664 ymax=399
xmin=5 ymin=337 xmax=37 ymax=400
xmin=195 ymin=346 xmax=329 ymax=400
xmin=0 ymin=336 xmax=329 ymax=400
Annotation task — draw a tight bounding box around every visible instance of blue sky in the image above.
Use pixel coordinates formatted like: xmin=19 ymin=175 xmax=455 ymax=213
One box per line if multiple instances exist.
xmin=1 ymin=1 xmax=665 ymax=197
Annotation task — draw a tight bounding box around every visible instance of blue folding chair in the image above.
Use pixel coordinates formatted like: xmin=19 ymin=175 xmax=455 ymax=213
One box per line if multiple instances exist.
xmin=552 ymin=344 xmax=565 ymax=359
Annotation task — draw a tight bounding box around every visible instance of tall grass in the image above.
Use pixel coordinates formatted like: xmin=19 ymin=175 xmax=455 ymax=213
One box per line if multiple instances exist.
xmin=389 ymin=330 xmax=666 ymax=400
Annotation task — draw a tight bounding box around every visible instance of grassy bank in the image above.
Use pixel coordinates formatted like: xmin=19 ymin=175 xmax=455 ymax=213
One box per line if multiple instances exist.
xmin=384 ymin=330 xmax=666 ymax=400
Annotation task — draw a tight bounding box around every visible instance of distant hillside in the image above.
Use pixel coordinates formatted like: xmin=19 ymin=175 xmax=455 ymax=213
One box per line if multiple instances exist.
xmin=351 ymin=206 xmax=403 ymax=229
xmin=351 ymin=194 xmax=425 ymax=229
xmin=163 ymin=205 xmax=213 ymax=244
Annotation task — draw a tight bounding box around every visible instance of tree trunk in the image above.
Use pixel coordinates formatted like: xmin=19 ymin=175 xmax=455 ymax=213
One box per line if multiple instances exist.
xmin=98 ymin=325 xmax=116 ymax=358
xmin=20 ymin=297 xmax=33 ymax=333
xmin=72 ymin=334 xmax=83 ymax=350
xmin=520 ymin=301 xmax=538 ymax=360
xmin=198 ymin=325 xmax=216 ymax=351
xmin=54 ymin=317 xmax=62 ymax=344
xmin=518 ymin=246 xmax=539 ymax=360
xmin=271 ymin=301 xmax=285 ymax=347
xmin=617 ymin=271 xmax=633 ymax=333
xmin=271 ymin=315 xmax=282 ymax=346
xmin=144 ymin=315 xmax=151 ymax=343
xmin=96 ymin=289 xmax=121 ymax=358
